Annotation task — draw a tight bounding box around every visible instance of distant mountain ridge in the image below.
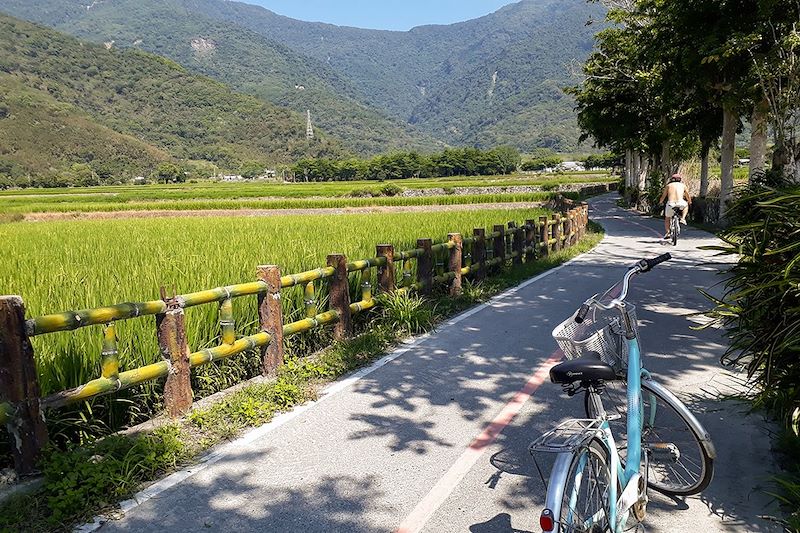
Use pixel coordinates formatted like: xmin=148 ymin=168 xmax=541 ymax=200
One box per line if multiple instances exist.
xmin=0 ymin=0 xmax=602 ymax=152
xmin=0 ymin=0 xmax=438 ymax=156
xmin=187 ymin=0 xmax=603 ymax=150
xmin=0 ymin=13 xmax=342 ymax=179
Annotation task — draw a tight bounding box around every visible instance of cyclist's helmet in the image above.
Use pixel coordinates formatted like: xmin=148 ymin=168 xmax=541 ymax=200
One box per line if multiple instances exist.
xmin=670 ymin=173 xmax=683 ymax=182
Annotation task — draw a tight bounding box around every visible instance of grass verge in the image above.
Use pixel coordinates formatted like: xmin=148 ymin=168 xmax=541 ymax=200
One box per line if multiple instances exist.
xmin=0 ymin=225 xmax=603 ymax=531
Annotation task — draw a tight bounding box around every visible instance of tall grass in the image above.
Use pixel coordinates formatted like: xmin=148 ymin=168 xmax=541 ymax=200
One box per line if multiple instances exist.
xmin=0 ymin=208 xmax=548 ymax=434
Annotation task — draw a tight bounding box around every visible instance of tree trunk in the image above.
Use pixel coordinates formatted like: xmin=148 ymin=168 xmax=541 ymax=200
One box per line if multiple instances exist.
xmin=625 ymin=149 xmax=633 ymax=190
xmin=719 ymin=105 xmax=737 ymax=223
xmin=661 ymin=140 xmax=672 ymax=179
xmin=628 ymin=150 xmax=640 ymax=204
xmin=749 ymin=97 xmax=769 ymax=184
xmin=637 ymin=153 xmax=649 ymax=190
xmin=699 ymin=142 xmax=710 ymax=198
xmin=790 ymin=142 xmax=800 ymax=184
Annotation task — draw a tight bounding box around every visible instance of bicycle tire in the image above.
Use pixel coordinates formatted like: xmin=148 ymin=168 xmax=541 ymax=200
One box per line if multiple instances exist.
xmin=586 ymin=379 xmax=714 ymax=496
xmin=671 ymin=217 xmax=679 ymax=246
xmin=555 ymin=439 xmax=613 ymax=533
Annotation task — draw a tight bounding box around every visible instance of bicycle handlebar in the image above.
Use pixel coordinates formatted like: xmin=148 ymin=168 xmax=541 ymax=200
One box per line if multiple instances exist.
xmin=577 ymin=253 xmax=672 ymax=317
xmin=639 ymin=253 xmax=672 ymax=273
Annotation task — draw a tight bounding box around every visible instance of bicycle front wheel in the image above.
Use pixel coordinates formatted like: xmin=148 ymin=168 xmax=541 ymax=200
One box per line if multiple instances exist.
xmin=589 ymin=379 xmax=714 ymax=496
xmin=556 ymin=440 xmax=613 ymax=533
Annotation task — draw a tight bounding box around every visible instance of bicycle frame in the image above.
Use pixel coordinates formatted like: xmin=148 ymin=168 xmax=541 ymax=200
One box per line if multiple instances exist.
xmin=543 ymin=335 xmax=644 ymax=533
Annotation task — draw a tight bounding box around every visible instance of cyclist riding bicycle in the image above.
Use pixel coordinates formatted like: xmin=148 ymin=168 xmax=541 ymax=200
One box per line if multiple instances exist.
xmin=658 ymin=173 xmax=691 ymax=239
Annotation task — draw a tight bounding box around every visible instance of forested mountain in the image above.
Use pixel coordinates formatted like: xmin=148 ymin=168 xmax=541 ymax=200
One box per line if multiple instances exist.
xmin=0 ymin=0 xmax=437 ymax=156
xmin=0 ymin=14 xmax=343 ymax=179
xmin=0 ymin=0 xmax=603 ymax=152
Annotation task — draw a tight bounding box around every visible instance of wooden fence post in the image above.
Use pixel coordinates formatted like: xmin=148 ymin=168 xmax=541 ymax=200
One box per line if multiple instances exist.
xmin=571 ymin=209 xmax=579 ymax=246
xmin=511 ymin=222 xmax=524 ymax=265
xmin=553 ymin=215 xmax=563 ymax=252
xmin=565 ymin=209 xmax=573 ymax=247
xmin=257 ymin=265 xmax=284 ymax=374
xmin=0 ymin=296 xmax=48 ymax=475
xmin=539 ymin=216 xmax=549 ymax=257
xmin=448 ymin=233 xmax=463 ymax=296
xmin=525 ymin=219 xmax=536 ymax=262
xmin=327 ymin=254 xmax=352 ymax=339
xmin=493 ymin=225 xmax=505 ymax=272
xmin=581 ymin=203 xmax=589 ymax=239
xmin=376 ymin=244 xmax=395 ymax=293
xmin=472 ymin=228 xmax=486 ymax=282
xmin=156 ymin=298 xmax=193 ymax=418
xmin=416 ymin=239 xmax=434 ymax=294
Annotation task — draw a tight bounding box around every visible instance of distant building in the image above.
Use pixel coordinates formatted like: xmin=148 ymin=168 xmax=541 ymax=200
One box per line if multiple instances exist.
xmin=221 ymin=175 xmax=244 ymax=182
xmin=133 ymin=176 xmax=147 ymax=185
xmin=558 ymin=161 xmax=586 ymax=172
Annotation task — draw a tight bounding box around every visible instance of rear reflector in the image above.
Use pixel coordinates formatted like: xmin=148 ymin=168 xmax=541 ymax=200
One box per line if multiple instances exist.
xmin=540 ymin=508 xmax=555 ymax=531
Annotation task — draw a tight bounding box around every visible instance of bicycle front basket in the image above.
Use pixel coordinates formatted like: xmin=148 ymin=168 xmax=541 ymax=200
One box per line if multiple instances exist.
xmin=551 ymin=305 xmax=638 ymax=373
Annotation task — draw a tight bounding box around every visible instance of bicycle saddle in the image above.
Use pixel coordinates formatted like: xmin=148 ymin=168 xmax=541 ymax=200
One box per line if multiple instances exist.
xmin=550 ymin=356 xmax=619 ymax=384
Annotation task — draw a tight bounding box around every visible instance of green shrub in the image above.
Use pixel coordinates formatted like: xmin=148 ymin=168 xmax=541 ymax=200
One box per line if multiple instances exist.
xmin=522 ymin=156 xmax=563 ymax=171
xmin=377 ymin=291 xmax=437 ymax=335
xmin=380 ymin=184 xmax=403 ymax=197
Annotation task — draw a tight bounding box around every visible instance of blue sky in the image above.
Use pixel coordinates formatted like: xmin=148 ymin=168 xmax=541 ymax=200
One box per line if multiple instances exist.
xmin=244 ymin=1 xmax=518 ymax=31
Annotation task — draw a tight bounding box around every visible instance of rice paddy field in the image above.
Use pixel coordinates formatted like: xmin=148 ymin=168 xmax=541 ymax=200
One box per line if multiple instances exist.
xmin=0 ymin=172 xmax=612 ymax=215
xmin=1 ymin=207 xmax=554 ymax=431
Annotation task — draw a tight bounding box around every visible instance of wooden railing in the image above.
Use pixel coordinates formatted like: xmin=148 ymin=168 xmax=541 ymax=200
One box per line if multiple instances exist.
xmin=0 ymin=204 xmax=589 ymax=474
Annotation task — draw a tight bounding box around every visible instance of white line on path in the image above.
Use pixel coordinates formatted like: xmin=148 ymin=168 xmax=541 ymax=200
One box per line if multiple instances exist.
xmin=394 ymin=353 xmax=561 ymax=533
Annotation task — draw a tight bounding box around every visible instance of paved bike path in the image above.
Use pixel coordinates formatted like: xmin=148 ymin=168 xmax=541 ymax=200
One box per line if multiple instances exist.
xmin=97 ymin=194 xmax=782 ymax=532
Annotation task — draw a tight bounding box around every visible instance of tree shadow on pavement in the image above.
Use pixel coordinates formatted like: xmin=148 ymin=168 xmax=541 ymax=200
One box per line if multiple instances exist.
xmin=100 ymin=447 xmax=389 ymax=533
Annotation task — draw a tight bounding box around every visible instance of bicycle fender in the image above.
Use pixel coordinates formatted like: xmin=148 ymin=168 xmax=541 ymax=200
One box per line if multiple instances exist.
xmin=644 ymin=379 xmax=717 ymax=459
xmin=542 ymin=452 xmax=573 ymax=533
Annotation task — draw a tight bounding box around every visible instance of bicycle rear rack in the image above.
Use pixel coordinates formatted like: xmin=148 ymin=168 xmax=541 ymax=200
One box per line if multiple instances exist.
xmin=529 ymin=418 xmax=605 ymax=454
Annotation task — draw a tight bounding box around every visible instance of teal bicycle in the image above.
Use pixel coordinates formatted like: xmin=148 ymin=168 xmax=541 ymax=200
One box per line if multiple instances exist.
xmin=531 ymin=254 xmax=715 ymax=532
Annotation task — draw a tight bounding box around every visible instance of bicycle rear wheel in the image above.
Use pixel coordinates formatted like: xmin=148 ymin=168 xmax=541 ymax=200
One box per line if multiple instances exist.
xmin=671 ymin=217 xmax=679 ymax=246
xmin=556 ymin=440 xmax=612 ymax=532
xmin=587 ymin=379 xmax=714 ymax=496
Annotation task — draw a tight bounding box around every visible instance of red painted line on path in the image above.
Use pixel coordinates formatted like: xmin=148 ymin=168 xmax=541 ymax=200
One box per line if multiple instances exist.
xmin=394 ymin=353 xmax=562 ymax=533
